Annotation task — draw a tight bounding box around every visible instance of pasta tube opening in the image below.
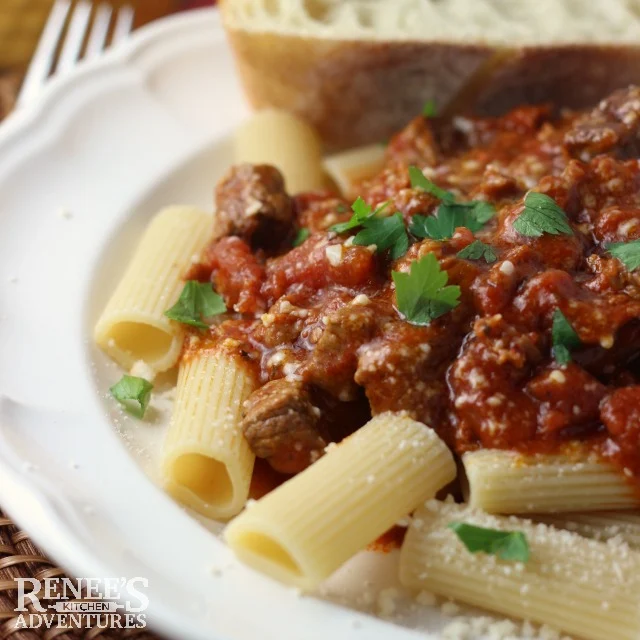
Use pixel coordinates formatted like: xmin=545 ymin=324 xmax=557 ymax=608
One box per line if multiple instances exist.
xmin=94 ymin=205 xmax=212 ymax=373
xmin=230 ymin=530 xmax=303 ymax=580
xmin=162 ymin=350 xmax=257 ymax=520
xmin=171 ymin=452 xmax=234 ymax=506
xmin=103 ymin=320 xmax=176 ymax=367
xmin=225 ymin=412 xmax=456 ymax=590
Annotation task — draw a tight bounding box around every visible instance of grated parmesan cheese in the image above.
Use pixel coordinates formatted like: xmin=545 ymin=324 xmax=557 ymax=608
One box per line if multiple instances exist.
xmin=130 ymin=359 xmax=156 ymax=382
xmin=325 ymin=244 xmax=343 ymax=266
xmin=500 ymin=260 xmax=515 ymax=276
xmin=376 ymin=587 xmax=400 ymax=617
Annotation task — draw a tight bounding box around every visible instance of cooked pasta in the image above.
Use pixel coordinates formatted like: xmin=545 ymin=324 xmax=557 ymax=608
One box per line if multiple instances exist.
xmin=234 ymin=109 xmax=325 ymax=193
xmin=94 ymin=206 xmax=211 ymax=372
xmin=323 ymin=144 xmax=386 ymax=197
xmin=534 ymin=511 xmax=640 ymax=549
xmin=463 ymin=450 xmax=638 ymax=514
xmin=224 ymin=412 xmax=456 ymax=589
xmin=162 ymin=348 xmax=257 ymax=520
xmin=399 ymin=500 xmax=640 ymax=640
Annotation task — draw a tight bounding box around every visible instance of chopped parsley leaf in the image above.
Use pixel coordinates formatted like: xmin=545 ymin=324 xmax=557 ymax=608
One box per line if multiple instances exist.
xmin=552 ymin=309 xmax=581 ymax=365
xmin=410 ymin=202 xmax=495 ymax=240
xmin=354 ymin=212 xmax=409 ymax=260
xmin=110 ymin=375 xmax=153 ymax=419
xmin=513 ymin=192 xmax=573 ymax=237
xmin=408 ymin=165 xmax=456 ymax=203
xmin=449 ymin=522 xmax=530 ymax=563
xmin=292 ymin=228 xmax=310 ymax=247
xmin=422 ymin=99 xmax=437 ymax=118
xmin=457 ymin=240 xmax=497 ymax=263
xmin=608 ymin=239 xmax=640 ymax=271
xmin=164 ymin=281 xmax=226 ymax=329
xmin=392 ymin=253 xmax=461 ymax=325
xmin=330 ymin=197 xmax=389 ymax=234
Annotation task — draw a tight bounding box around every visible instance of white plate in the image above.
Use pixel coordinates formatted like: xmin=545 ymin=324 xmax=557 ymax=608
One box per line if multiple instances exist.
xmin=0 ymin=9 xmax=499 ymax=640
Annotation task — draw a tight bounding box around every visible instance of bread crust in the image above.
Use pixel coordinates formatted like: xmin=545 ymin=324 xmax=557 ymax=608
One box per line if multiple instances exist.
xmin=472 ymin=45 xmax=640 ymax=116
xmin=221 ymin=7 xmax=640 ymax=149
xmin=224 ymin=28 xmax=493 ymax=149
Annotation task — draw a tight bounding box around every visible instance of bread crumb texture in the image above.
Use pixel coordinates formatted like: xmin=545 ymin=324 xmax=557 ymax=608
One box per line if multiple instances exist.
xmin=222 ymin=0 xmax=640 ymax=44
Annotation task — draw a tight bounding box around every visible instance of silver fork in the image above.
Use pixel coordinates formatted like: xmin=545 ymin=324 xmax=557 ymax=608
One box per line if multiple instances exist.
xmin=17 ymin=0 xmax=135 ymax=107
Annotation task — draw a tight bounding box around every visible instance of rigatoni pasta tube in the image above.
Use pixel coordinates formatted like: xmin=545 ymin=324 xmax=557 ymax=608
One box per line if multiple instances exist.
xmin=224 ymin=412 xmax=456 ymax=590
xmin=162 ymin=349 xmax=257 ymax=520
xmin=323 ymin=144 xmax=386 ymax=197
xmin=534 ymin=511 xmax=640 ymax=549
xmin=94 ymin=206 xmax=211 ymax=372
xmin=234 ymin=110 xmax=325 ymax=193
xmin=400 ymin=501 xmax=640 ymax=640
xmin=464 ymin=450 xmax=637 ymax=514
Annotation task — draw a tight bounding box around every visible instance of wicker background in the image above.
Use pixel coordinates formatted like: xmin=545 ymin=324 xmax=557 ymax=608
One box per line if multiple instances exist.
xmin=0 ymin=2 xmax=216 ymax=638
xmin=0 ymin=513 xmax=158 ymax=639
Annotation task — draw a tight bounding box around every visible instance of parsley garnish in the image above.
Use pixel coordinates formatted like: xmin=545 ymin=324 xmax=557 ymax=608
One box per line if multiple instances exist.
xmin=513 ymin=192 xmax=573 ymax=237
xmin=353 ymin=212 xmax=409 ymax=260
xmin=422 ymin=99 xmax=437 ymax=118
xmin=608 ymin=239 xmax=640 ymax=271
xmin=392 ymin=253 xmax=461 ymax=325
xmin=457 ymin=240 xmax=497 ymax=264
xmin=408 ymin=165 xmax=495 ymax=238
xmin=110 ymin=375 xmax=153 ymax=419
xmin=292 ymin=228 xmax=310 ymax=247
xmin=411 ymin=202 xmax=495 ymax=240
xmin=408 ymin=165 xmax=455 ymax=202
xmin=552 ymin=309 xmax=581 ymax=365
xmin=449 ymin=522 xmax=530 ymax=563
xmin=164 ymin=281 xmax=226 ymax=329
xmin=330 ymin=197 xmax=389 ymax=234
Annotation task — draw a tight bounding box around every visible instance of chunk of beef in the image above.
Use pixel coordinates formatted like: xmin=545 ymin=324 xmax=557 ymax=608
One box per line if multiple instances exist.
xmin=385 ymin=116 xmax=441 ymax=167
xmin=215 ymin=164 xmax=294 ymax=246
xmin=564 ymin=86 xmax=640 ymax=160
xmin=355 ymin=320 xmax=461 ymax=437
xmin=601 ymin=386 xmax=640 ymax=452
xmin=497 ymin=198 xmax=584 ymax=271
xmin=205 ymin=236 xmax=266 ymax=314
xmin=526 ymin=364 xmax=606 ymax=432
xmin=449 ymin=315 xmax=542 ymax=448
xmin=472 ymin=246 xmax=544 ymax=317
xmin=241 ymin=379 xmax=326 ymax=474
xmin=303 ymin=303 xmax=382 ymax=401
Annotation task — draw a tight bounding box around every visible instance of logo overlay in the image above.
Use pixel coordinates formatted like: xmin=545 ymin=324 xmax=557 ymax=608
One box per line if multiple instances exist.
xmin=14 ymin=577 xmax=148 ymax=630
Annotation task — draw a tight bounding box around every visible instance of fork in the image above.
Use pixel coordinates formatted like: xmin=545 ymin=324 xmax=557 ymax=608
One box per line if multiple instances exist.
xmin=17 ymin=1 xmax=135 ymax=107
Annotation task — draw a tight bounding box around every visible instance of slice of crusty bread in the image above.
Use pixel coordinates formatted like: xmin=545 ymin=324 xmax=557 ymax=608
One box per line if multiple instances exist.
xmin=220 ymin=0 xmax=640 ymax=149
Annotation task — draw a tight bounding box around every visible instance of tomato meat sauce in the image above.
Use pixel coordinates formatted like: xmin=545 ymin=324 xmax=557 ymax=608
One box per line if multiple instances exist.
xmin=189 ymin=87 xmax=640 ymax=489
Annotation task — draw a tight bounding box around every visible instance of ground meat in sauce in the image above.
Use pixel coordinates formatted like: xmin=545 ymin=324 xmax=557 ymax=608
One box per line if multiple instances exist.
xmin=193 ymin=86 xmax=640 ymax=481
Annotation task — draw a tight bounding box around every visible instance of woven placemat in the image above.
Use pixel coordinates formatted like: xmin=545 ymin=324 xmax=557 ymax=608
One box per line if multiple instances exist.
xmin=0 ymin=511 xmax=160 ymax=639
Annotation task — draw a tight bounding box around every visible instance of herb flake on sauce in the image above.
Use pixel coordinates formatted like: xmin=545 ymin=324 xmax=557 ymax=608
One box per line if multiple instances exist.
xmin=354 ymin=212 xmax=409 ymax=260
xmin=330 ymin=197 xmax=390 ymax=234
xmin=608 ymin=239 xmax=640 ymax=271
xmin=513 ymin=192 xmax=573 ymax=238
xmin=164 ymin=280 xmax=226 ymax=329
xmin=457 ymin=240 xmax=497 ymax=264
xmin=392 ymin=253 xmax=461 ymax=325
xmin=552 ymin=309 xmax=582 ymax=365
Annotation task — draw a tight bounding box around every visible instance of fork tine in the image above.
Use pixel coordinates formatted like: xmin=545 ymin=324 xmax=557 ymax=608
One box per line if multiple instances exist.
xmin=112 ymin=5 xmax=135 ymax=46
xmin=57 ymin=1 xmax=93 ymax=74
xmin=86 ymin=4 xmax=113 ymax=60
xmin=17 ymin=0 xmax=71 ymax=107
